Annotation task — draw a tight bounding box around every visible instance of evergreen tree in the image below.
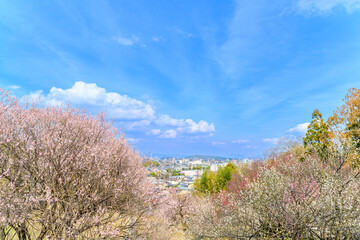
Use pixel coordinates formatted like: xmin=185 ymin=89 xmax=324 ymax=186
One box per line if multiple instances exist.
xmin=303 ymin=109 xmax=331 ymax=160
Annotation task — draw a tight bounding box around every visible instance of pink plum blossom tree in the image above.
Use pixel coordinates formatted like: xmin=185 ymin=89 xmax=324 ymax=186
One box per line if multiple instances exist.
xmin=0 ymin=89 xmax=155 ymax=239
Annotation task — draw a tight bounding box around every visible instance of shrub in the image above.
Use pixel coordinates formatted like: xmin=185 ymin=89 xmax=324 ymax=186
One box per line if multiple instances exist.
xmin=187 ymin=141 xmax=360 ymax=239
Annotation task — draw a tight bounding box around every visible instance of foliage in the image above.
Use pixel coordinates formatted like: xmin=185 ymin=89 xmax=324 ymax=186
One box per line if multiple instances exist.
xmin=303 ymin=109 xmax=331 ymax=160
xmin=186 ymin=141 xmax=360 ymax=239
xmin=149 ymin=172 xmax=157 ymax=177
xmin=167 ymin=169 xmax=183 ymax=176
xmin=328 ymin=88 xmax=360 ymax=141
xmin=194 ymin=163 xmax=237 ymax=194
xmin=326 ymin=88 xmax=360 ymax=167
xmin=302 ymin=88 xmax=360 ymax=168
xmin=191 ymin=165 xmax=203 ymax=170
xmin=143 ymin=160 xmax=161 ymax=167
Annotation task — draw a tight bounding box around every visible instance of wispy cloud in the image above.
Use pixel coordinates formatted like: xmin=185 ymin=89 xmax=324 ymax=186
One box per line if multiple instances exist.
xmin=215 ymin=0 xmax=268 ymax=80
xmin=244 ymin=144 xmax=257 ymax=149
xmin=296 ymin=0 xmax=360 ymax=14
xmin=123 ymin=120 xmax=151 ymax=131
xmin=155 ymin=114 xmax=186 ymax=127
xmin=263 ymin=138 xmax=279 ymax=144
xmin=160 ymin=129 xmax=177 ymax=139
xmin=172 ymin=27 xmax=193 ymax=38
xmin=152 ymin=36 xmax=165 ymax=42
xmin=147 ymin=129 xmax=161 ymax=135
xmin=128 ymin=138 xmax=142 ymax=143
xmin=114 ymin=36 xmax=133 ymax=45
xmin=114 ymin=35 xmax=140 ymax=46
xmin=9 ymin=85 xmax=21 ymax=89
xmin=212 ymin=141 xmax=226 ymax=145
xmin=232 ymin=139 xmax=250 ymax=144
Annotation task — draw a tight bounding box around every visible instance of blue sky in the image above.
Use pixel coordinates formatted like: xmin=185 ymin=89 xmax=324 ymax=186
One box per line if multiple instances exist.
xmin=1 ymin=0 xmax=360 ymax=158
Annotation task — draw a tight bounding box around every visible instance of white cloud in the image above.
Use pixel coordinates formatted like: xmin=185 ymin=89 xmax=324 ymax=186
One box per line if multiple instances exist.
xmin=287 ymin=122 xmax=310 ymax=134
xmin=24 ymin=82 xmax=216 ymax=136
xmin=263 ymin=138 xmax=279 ymax=144
xmin=147 ymin=129 xmax=161 ymax=135
xmin=26 ymin=81 xmax=156 ymax=121
xmin=296 ymin=0 xmax=360 ymax=13
xmin=155 ymin=115 xmax=186 ymax=127
xmin=24 ymin=90 xmax=43 ymax=103
xmin=212 ymin=141 xmax=226 ymax=145
xmin=9 ymin=85 xmax=21 ymax=89
xmin=155 ymin=115 xmax=215 ymax=134
xmin=123 ymin=120 xmax=151 ymax=131
xmin=244 ymin=145 xmax=257 ymax=149
xmin=177 ymin=119 xmax=215 ymax=134
xmin=114 ymin=35 xmax=140 ymax=46
xmin=232 ymin=140 xmax=250 ymax=144
xmin=160 ymin=129 xmax=177 ymax=139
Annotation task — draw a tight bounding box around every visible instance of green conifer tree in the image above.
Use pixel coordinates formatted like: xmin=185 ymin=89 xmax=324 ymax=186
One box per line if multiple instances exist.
xmin=303 ymin=109 xmax=331 ymax=160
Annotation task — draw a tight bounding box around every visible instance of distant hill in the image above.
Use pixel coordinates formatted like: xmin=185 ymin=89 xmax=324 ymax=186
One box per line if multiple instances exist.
xmin=158 ymin=155 xmax=233 ymax=161
xmin=154 ymin=154 xmax=239 ymax=161
xmin=159 ymin=156 xmax=183 ymax=160
xmin=185 ymin=155 xmax=233 ymax=161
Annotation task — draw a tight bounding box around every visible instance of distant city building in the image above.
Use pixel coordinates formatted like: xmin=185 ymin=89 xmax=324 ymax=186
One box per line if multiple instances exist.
xmin=191 ymin=160 xmax=202 ymax=165
xmin=210 ymin=163 xmax=228 ymax=171
xmin=180 ymin=170 xmax=203 ymax=177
